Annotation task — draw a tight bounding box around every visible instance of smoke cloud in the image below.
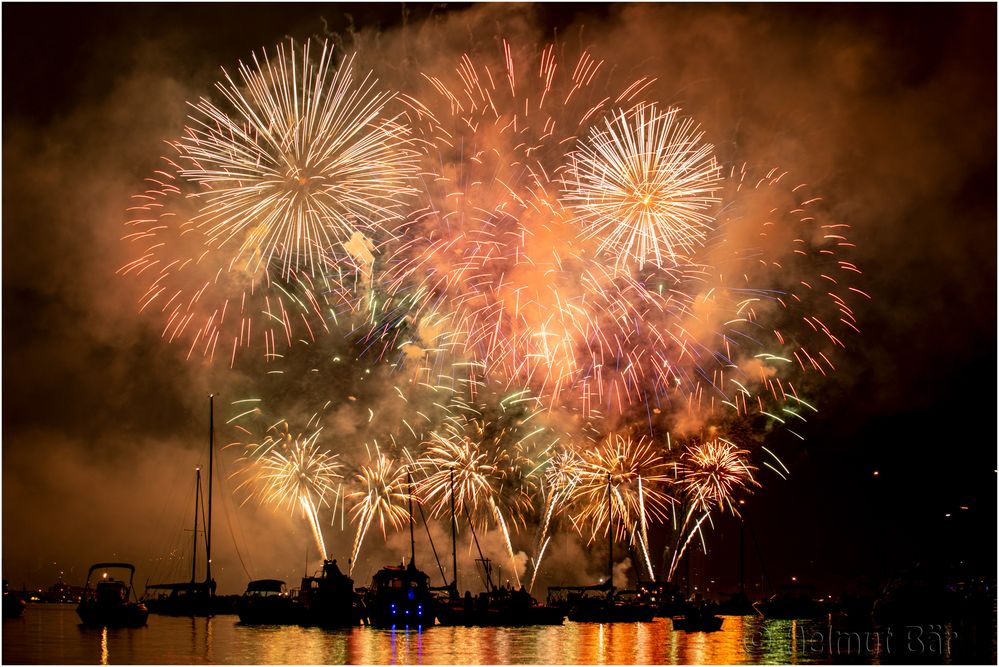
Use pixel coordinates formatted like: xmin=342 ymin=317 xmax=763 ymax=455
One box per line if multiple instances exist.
xmin=3 ymin=4 xmax=993 ymax=596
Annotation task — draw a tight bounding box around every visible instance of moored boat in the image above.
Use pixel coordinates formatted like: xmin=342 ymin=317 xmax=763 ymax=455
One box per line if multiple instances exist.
xmin=145 ymin=396 xmax=220 ymax=617
xmin=550 ymin=474 xmax=655 ymax=624
xmin=144 ymin=581 xmax=222 ymax=616
xmin=754 ymin=583 xmax=825 ymax=619
xmin=430 ymin=470 xmax=562 ymax=628
xmin=671 ymin=601 xmax=724 ymax=632
xmin=364 ymin=472 xmax=436 ymax=629
xmin=560 ymin=588 xmax=657 ymax=623
xmin=297 ymin=559 xmax=357 ymax=628
xmin=3 ymin=580 xmax=27 ymax=619
xmin=438 ymin=583 xmax=564 ymax=627
xmin=365 ymin=561 xmax=436 ymax=628
xmin=237 ymin=579 xmax=300 ymax=625
xmin=716 ymin=591 xmax=756 ymax=616
xmin=76 ymin=563 xmax=149 ymax=628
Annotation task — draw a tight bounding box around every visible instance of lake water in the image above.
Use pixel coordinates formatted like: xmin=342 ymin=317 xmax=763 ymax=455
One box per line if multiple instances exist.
xmin=2 ymin=604 xmax=978 ymax=664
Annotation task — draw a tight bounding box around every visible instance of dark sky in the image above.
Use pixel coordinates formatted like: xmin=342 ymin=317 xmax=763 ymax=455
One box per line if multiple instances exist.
xmin=2 ymin=3 xmax=995 ymax=596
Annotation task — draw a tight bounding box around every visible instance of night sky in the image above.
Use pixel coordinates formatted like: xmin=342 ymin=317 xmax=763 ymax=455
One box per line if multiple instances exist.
xmin=3 ymin=3 xmax=995 ymax=597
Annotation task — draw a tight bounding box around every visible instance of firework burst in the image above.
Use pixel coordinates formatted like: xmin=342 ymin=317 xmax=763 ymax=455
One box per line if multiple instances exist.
xmin=347 ymin=446 xmax=411 ymax=568
xmin=179 ymin=39 xmax=418 ymax=278
xmin=414 ymin=385 xmax=556 ymax=587
xmin=568 ymin=434 xmax=673 ymax=540
xmin=563 ymin=434 xmax=674 ymax=580
xmin=679 ymin=438 xmax=759 ymax=514
xmin=661 ymin=165 xmax=867 ymax=440
xmin=118 ymin=39 xmax=417 ymax=366
xmin=415 ymin=387 xmax=549 ymax=531
xmin=527 ymin=446 xmax=586 ymax=591
xmin=127 ymin=34 xmax=867 ymax=593
xmin=562 ymin=103 xmax=722 ymax=271
xmin=368 ymin=42 xmax=696 ymax=418
xmin=416 ymin=431 xmax=500 ymax=526
xmin=247 ymin=428 xmax=343 ymax=557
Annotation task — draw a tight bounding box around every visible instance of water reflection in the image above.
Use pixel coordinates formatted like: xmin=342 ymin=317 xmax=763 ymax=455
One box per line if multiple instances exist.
xmin=3 ymin=606 xmax=984 ymax=665
xmin=558 ymin=616 xmax=751 ymax=665
xmin=206 ymin=616 xmax=214 ymax=662
xmin=232 ymin=625 xmax=352 ymax=664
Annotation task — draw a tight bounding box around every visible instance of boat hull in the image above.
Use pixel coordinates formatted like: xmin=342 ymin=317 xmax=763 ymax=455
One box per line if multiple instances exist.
xmin=366 ymin=595 xmax=435 ymax=629
xmin=298 ymin=569 xmax=358 ymax=628
xmin=76 ymin=601 xmax=149 ymax=628
xmin=3 ymin=595 xmax=26 ymax=619
xmin=437 ymin=602 xmax=564 ymax=627
xmin=671 ymin=615 xmax=724 ymax=632
xmin=237 ymin=598 xmax=301 ymax=625
xmin=567 ymin=601 xmax=656 ymax=623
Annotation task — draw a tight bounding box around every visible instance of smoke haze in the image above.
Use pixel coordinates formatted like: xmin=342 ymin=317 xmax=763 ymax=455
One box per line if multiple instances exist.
xmin=3 ymin=4 xmax=994 ymax=595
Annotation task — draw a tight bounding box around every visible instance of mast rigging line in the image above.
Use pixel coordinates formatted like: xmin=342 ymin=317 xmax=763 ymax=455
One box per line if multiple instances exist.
xmin=213 ymin=445 xmax=254 ymax=581
xmin=415 ymin=501 xmax=448 ymax=586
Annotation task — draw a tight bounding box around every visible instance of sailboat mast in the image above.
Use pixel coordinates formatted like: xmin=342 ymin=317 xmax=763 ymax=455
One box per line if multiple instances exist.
xmin=192 ymin=467 xmax=201 ymax=584
xmin=739 ymin=519 xmax=746 ymax=595
xmin=408 ymin=469 xmax=415 ymax=566
xmin=206 ymin=394 xmax=214 ymax=591
xmin=450 ymin=468 xmax=457 ymax=592
xmin=607 ymin=473 xmax=613 ymax=589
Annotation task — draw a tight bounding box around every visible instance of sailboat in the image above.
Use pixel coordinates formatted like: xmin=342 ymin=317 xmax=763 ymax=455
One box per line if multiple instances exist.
xmin=363 ymin=472 xmax=436 ymax=629
xmin=3 ymin=580 xmax=27 ymax=618
xmin=550 ymin=474 xmax=655 ymax=623
xmin=716 ymin=520 xmax=757 ymax=616
xmin=434 ymin=470 xmax=564 ymax=627
xmin=145 ymin=395 xmax=221 ymax=616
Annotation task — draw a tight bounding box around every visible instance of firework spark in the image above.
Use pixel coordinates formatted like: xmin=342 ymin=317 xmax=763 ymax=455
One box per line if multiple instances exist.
xmin=528 ymin=446 xmax=585 ymax=591
xmin=240 ymin=427 xmax=343 ymax=557
xmin=370 ymin=43 xmax=695 ymax=417
xmin=132 ymin=35 xmax=866 ymax=593
xmin=347 ymin=446 xmax=411 ymax=569
xmin=567 ymin=433 xmax=673 ymax=571
xmin=679 ymin=438 xmax=759 ymax=514
xmin=666 ymin=437 xmax=759 ymax=583
xmin=119 ymin=38 xmax=417 ymax=366
xmin=179 ymin=39 xmax=418 ymax=278
xmin=563 ymin=103 xmax=721 ymax=271
xmin=415 ymin=400 xmax=544 ymax=532
xmin=414 ymin=386 xmax=555 ymax=587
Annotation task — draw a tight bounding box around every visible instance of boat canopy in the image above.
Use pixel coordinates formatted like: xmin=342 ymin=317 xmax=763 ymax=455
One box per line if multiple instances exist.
xmin=87 ymin=563 xmax=135 ymax=577
xmin=547 ymin=581 xmax=613 ymax=593
xmin=245 ymin=579 xmax=286 ymax=593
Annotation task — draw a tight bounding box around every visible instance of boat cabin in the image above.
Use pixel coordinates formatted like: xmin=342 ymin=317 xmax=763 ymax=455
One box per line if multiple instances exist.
xmin=244 ymin=579 xmax=287 ymax=597
xmin=95 ymin=578 xmax=129 ymax=604
xmin=366 ymin=563 xmax=434 ymax=627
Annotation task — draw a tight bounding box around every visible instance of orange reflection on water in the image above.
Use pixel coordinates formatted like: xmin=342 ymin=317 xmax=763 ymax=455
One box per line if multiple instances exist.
xmin=561 ymin=617 xmax=751 ymax=665
xmin=370 ymin=617 xmax=759 ymax=665
xmin=352 ymin=626 xmax=438 ymax=664
xmin=675 ymin=615 xmax=749 ymax=665
xmin=237 ymin=626 xmax=351 ymax=664
xmin=12 ymin=605 xmax=900 ymax=665
xmin=157 ymin=615 xmax=768 ymax=664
